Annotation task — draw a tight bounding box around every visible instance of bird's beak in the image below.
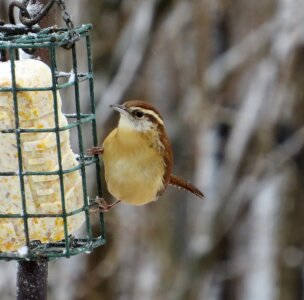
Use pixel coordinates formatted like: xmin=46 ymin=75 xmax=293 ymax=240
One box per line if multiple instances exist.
xmin=110 ymin=104 xmax=128 ymax=115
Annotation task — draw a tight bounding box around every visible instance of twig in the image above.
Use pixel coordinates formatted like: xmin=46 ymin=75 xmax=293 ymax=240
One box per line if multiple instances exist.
xmin=218 ymin=59 xmax=278 ymax=200
xmin=95 ymin=0 xmax=159 ymax=130
xmin=204 ymin=20 xmax=277 ymax=89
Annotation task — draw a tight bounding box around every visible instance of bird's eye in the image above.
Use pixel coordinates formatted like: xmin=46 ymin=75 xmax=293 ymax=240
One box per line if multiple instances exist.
xmin=134 ymin=110 xmax=144 ymax=119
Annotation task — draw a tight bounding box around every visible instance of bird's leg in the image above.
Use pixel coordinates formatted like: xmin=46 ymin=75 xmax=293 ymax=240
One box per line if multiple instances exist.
xmin=87 ymin=147 xmax=104 ymax=155
xmin=98 ymin=198 xmax=121 ymax=212
xmin=90 ymin=197 xmax=121 ymax=213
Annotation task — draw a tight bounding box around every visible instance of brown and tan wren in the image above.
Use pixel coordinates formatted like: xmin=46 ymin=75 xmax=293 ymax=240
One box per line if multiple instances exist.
xmin=89 ymin=100 xmax=204 ymax=211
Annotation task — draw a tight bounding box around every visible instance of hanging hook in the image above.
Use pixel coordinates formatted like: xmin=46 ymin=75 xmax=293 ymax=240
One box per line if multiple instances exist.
xmin=9 ymin=0 xmax=55 ymax=27
xmin=3 ymin=0 xmax=79 ymax=51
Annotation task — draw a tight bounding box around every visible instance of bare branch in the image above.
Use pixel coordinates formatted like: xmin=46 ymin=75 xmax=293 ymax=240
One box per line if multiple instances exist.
xmin=95 ymin=0 xmax=159 ymax=130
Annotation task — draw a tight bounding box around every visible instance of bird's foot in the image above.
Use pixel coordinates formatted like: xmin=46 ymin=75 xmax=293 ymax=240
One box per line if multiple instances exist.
xmin=90 ymin=197 xmax=121 ymax=213
xmin=87 ymin=147 xmax=104 ymax=155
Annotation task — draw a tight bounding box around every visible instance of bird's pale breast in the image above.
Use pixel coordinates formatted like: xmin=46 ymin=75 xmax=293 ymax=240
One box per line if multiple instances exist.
xmin=102 ymin=128 xmax=165 ymax=205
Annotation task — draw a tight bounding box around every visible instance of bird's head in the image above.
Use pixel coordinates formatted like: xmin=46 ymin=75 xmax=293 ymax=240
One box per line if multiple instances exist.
xmin=111 ymin=100 xmax=164 ymax=132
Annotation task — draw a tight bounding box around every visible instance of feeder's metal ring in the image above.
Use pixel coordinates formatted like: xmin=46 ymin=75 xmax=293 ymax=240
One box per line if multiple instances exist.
xmin=9 ymin=1 xmax=31 ymax=25
xmin=9 ymin=0 xmax=56 ymax=27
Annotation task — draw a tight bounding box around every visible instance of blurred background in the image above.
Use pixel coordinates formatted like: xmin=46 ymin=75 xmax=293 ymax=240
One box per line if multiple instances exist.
xmin=1 ymin=0 xmax=304 ymax=299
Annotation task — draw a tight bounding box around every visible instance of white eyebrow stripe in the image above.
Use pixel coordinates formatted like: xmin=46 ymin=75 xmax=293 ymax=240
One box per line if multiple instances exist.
xmin=132 ymin=107 xmax=164 ymax=125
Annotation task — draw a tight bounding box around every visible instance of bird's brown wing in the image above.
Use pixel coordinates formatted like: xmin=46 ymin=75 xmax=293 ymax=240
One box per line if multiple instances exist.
xmin=169 ymin=175 xmax=204 ymax=199
xmin=156 ymin=129 xmax=174 ymax=198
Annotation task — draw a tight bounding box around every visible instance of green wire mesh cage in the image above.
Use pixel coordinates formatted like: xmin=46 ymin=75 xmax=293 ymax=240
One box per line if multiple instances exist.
xmin=0 ymin=24 xmax=105 ymax=261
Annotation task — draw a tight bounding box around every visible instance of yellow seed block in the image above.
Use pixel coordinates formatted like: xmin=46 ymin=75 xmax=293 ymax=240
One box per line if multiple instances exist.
xmin=0 ymin=59 xmax=85 ymax=252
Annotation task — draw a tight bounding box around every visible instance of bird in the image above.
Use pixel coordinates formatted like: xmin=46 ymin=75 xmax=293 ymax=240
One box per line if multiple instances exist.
xmin=89 ymin=100 xmax=204 ymax=212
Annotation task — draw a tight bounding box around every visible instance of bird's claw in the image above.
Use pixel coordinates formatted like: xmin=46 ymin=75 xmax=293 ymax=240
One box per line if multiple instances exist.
xmin=90 ymin=197 xmax=121 ymax=213
xmin=87 ymin=147 xmax=104 ymax=156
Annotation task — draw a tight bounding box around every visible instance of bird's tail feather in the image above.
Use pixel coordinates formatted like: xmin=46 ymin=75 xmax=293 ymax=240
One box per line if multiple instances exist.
xmin=169 ymin=175 xmax=204 ymax=199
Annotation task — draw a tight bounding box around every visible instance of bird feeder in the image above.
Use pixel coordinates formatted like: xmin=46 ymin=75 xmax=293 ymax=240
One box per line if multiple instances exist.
xmin=0 ymin=1 xmax=105 ymax=298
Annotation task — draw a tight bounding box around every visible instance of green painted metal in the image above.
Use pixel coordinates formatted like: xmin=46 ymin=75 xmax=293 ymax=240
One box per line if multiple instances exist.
xmin=0 ymin=24 xmax=105 ymax=261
